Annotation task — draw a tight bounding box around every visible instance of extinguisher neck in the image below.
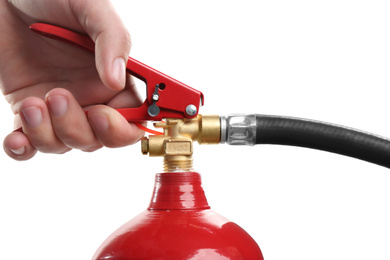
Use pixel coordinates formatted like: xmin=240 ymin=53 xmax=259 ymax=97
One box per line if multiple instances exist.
xmin=148 ymin=172 xmax=210 ymax=210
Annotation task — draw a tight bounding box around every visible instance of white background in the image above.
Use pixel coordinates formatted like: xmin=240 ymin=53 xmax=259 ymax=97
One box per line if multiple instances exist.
xmin=1 ymin=0 xmax=390 ymax=259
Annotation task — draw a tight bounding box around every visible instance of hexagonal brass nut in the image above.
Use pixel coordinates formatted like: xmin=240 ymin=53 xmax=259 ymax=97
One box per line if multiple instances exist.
xmin=164 ymin=139 xmax=193 ymax=156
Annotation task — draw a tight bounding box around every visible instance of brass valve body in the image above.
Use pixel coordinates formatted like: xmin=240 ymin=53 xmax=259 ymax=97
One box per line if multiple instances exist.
xmin=141 ymin=115 xmax=220 ymax=172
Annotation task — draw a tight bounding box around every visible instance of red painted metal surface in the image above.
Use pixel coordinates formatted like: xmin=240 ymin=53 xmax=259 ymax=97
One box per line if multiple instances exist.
xmin=29 ymin=23 xmax=204 ymax=121
xmin=92 ymin=172 xmax=264 ymax=259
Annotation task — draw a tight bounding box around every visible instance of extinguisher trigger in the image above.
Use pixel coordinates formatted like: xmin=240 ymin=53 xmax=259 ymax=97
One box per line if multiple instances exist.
xmin=29 ymin=23 xmax=204 ymax=121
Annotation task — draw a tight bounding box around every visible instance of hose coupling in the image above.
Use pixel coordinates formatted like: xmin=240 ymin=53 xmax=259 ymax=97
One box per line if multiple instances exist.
xmin=220 ymin=114 xmax=257 ymax=146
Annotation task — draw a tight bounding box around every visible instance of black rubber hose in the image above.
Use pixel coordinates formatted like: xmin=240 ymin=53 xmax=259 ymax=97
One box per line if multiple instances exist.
xmin=255 ymin=115 xmax=390 ymax=168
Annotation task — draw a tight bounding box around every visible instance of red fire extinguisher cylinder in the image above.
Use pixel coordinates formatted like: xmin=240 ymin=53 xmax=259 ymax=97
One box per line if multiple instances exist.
xmin=92 ymin=172 xmax=264 ymax=259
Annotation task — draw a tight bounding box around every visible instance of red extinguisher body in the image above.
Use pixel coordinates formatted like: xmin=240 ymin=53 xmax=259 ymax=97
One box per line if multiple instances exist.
xmin=92 ymin=172 xmax=263 ymax=259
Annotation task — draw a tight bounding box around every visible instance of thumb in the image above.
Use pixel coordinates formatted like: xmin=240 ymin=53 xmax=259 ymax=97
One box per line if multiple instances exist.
xmin=74 ymin=0 xmax=130 ymax=91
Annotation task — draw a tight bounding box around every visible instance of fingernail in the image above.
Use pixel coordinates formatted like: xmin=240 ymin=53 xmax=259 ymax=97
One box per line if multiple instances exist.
xmin=47 ymin=95 xmax=68 ymax=117
xmin=113 ymin=58 xmax=126 ymax=89
xmin=21 ymin=106 xmax=42 ymax=128
xmin=89 ymin=113 xmax=109 ymax=133
xmin=10 ymin=146 xmax=25 ymax=155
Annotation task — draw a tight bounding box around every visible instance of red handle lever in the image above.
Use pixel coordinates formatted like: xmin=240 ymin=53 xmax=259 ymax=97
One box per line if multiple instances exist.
xmin=29 ymin=23 xmax=204 ymax=121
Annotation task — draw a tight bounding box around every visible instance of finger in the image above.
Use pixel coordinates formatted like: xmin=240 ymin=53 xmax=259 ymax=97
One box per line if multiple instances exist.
xmin=46 ymin=88 xmax=103 ymax=152
xmin=72 ymin=0 xmax=131 ymax=91
xmin=19 ymin=97 xmax=71 ymax=154
xmin=88 ymin=105 xmax=144 ymax=148
xmin=3 ymin=131 xmax=37 ymax=161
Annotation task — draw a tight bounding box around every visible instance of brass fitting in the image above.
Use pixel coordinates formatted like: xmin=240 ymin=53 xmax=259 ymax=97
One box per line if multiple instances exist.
xmin=141 ymin=115 xmax=220 ymax=172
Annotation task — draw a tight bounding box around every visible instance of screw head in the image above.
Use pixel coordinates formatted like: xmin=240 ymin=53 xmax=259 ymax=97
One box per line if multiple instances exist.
xmin=185 ymin=104 xmax=197 ymax=116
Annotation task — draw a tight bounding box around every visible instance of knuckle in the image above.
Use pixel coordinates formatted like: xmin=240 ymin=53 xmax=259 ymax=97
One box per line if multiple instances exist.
xmin=57 ymin=128 xmax=101 ymax=151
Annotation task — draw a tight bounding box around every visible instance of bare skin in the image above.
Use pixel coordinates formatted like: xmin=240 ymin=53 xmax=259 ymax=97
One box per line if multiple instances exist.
xmin=0 ymin=0 xmax=144 ymax=160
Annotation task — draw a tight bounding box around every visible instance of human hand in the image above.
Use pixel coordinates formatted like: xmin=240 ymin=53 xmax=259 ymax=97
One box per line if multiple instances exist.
xmin=0 ymin=0 xmax=144 ymax=160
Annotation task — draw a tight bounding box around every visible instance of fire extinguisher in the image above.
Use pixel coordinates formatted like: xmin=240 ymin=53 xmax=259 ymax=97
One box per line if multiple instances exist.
xmin=26 ymin=23 xmax=390 ymax=259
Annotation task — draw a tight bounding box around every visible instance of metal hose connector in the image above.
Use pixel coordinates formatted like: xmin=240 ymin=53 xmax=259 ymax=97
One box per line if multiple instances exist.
xmin=220 ymin=114 xmax=257 ymax=145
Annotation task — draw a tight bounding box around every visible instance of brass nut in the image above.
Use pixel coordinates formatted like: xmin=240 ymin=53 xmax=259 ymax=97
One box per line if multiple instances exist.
xmin=164 ymin=139 xmax=193 ymax=156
